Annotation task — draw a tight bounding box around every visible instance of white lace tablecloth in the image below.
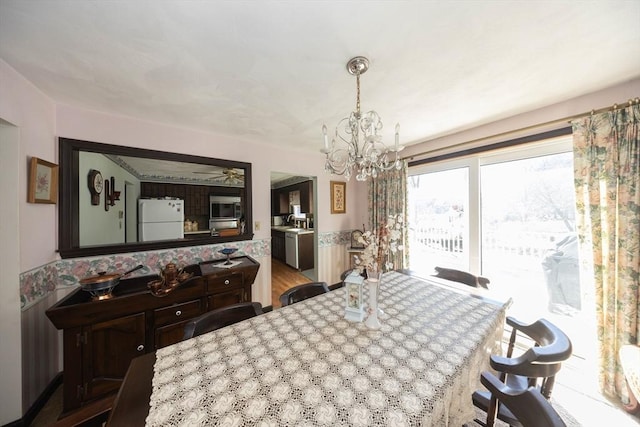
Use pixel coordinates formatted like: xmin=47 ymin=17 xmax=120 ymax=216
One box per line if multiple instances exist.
xmin=146 ymin=271 xmax=507 ymax=426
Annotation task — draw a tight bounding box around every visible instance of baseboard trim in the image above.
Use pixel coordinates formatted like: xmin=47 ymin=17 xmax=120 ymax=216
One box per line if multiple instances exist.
xmin=6 ymin=372 xmax=63 ymax=427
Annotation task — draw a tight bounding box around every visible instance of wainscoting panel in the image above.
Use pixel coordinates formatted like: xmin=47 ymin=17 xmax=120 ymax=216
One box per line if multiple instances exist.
xmin=21 ymin=291 xmax=62 ymax=412
xmin=317 ymin=243 xmax=350 ymax=286
xmin=251 ymin=254 xmax=272 ymax=307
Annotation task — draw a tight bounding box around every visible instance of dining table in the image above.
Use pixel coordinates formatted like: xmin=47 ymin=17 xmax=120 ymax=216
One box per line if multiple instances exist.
xmin=107 ymin=270 xmax=509 ymax=427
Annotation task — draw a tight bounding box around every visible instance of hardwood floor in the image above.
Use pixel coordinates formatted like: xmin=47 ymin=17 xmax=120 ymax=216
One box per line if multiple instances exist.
xmin=271 ymin=258 xmax=314 ymax=308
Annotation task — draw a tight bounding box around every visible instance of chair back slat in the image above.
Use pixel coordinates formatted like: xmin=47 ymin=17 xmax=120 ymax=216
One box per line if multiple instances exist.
xmin=279 ymin=282 xmax=329 ymax=307
xmin=183 ymin=302 xmax=263 ymax=339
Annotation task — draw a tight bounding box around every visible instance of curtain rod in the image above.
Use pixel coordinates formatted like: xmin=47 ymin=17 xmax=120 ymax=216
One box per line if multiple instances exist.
xmin=402 ymin=96 xmax=640 ymax=162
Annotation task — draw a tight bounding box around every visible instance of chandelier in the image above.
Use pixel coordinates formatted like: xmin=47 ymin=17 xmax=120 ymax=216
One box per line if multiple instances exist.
xmin=322 ymin=56 xmax=404 ymax=181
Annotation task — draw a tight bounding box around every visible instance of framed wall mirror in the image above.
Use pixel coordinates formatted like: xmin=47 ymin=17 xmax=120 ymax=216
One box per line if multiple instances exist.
xmin=58 ymin=137 xmax=253 ymax=259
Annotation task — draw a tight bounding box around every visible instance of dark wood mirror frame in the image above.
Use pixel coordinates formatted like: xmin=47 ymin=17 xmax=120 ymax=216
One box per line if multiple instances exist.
xmin=58 ymin=137 xmax=253 ymax=259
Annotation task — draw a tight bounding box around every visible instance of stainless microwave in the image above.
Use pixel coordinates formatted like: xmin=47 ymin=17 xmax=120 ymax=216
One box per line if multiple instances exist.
xmin=210 ymin=195 xmax=242 ymax=219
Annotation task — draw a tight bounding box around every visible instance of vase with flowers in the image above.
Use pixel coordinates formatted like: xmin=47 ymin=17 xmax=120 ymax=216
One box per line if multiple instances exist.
xmin=354 ymin=214 xmax=404 ymax=329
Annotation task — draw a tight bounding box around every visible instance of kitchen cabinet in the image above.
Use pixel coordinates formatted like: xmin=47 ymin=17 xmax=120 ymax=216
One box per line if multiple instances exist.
xmin=271 ymin=229 xmax=286 ymax=261
xmin=271 ymin=180 xmax=313 ymax=215
xmin=283 ymin=230 xmax=314 ymax=270
xmin=298 ymin=232 xmax=314 ymax=271
xmin=141 ymin=183 xmax=241 ymax=218
xmin=46 ymin=256 xmax=259 ymax=419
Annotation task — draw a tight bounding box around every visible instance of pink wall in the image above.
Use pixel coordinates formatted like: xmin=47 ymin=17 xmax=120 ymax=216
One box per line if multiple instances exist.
xmin=0 ymin=59 xmax=58 ymax=422
xmin=0 ymin=60 xmax=58 ymax=272
xmin=403 ymin=78 xmax=640 ymax=161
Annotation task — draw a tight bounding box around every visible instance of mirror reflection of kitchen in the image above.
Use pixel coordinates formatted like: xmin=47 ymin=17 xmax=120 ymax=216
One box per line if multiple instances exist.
xmin=78 ymin=150 xmax=246 ymax=247
xmin=270 ymin=172 xmax=318 ymax=296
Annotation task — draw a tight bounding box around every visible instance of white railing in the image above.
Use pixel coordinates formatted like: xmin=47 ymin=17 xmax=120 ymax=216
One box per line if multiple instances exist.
xmin=410 ymin=225 xmax=464 ymax=253
xmin=410 ymin=225 xmax=560 ymax=260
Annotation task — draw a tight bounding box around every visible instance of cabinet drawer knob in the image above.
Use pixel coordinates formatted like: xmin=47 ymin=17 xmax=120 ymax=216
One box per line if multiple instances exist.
xmin=137 ymin=344 xmax=145 ymax=352
xmin=224 ymin=279 xmax=230 ymax=285
xmin=175 ymin=310 xmax=182 ymax=316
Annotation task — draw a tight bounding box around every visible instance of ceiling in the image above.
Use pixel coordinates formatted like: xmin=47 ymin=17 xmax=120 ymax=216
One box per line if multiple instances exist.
xmin=1 ymin=1 xmax=639 ymax=154
xmin=107 ymin=155 xmax=245 ymax=187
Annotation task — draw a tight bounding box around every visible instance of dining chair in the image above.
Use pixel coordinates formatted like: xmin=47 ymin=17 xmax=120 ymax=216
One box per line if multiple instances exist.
xmin=340 ymin=269 xmax=356 ymax=282
xmin=432 ymin=266 xmax=490 ymax=289
xmin=473 ymin=316 xmax=572 ymax=427
xmin=279 ymin=281 xmax=329 ymax=307
xmin=478 ymin=371 xmax=567 ymax=427
xmin=182 ymin=302 xmax=263 ymax=339
xmin=340 ymin=269 xmax=366 ymax=284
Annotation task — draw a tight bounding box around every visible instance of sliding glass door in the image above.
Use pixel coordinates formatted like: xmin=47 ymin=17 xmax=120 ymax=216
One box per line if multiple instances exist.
xmin=408 ymin=136 xmax=595 ymax=359
xmin=408 ymin=166 xmax=469 ymax=275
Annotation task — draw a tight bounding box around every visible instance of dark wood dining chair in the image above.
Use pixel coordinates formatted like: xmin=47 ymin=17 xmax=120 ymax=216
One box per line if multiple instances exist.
xmin=279 ymin=281 xmax=329 ymax=307
xmin=432 ymin=266 xmax=490 ymax=289
xmin=182 ymin=302 xmax=263 ymax=339
xmin=340 ymin=269 xmax=356 ymax=282
xmin=473 ymin=316 xmax=572 ymax=427
xmin=479 ymin=371 xmax=567 ymax=427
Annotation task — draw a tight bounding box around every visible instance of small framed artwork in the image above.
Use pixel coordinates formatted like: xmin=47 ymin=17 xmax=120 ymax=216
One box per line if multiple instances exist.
xmin=28 ymin=157 xmax=59 ymax=204
xmin=330 ymin=181 xmax=346 ymax=214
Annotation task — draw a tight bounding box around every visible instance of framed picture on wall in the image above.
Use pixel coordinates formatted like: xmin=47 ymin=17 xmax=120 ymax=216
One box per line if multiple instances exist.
xmin=330 ymin=181 xmax=346 ymax=214
xmin=28 ymin=157 xmax=59 ymax=204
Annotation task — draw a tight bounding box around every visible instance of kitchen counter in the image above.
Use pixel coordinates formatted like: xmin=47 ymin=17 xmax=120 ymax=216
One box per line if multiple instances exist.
xmin=271 ymin=226 xmax=314 ymax=235
xmin=184 ymin=230 xmax=211 ymax=235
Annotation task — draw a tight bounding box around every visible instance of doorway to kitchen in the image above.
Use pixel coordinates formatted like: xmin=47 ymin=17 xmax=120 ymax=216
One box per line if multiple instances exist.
xmin=270 ymin=172 xmax=318 ymax=303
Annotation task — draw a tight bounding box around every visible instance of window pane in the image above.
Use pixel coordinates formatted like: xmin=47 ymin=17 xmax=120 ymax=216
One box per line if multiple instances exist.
xmin=408 ymin=167 xmax=469 ymax=275
xmin=480 ymin=152 xmax=594 ymax=358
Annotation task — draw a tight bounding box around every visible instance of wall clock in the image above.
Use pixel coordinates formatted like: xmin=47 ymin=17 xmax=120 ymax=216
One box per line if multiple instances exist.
xmin=88 ymin=169 xmax=103 ymax=205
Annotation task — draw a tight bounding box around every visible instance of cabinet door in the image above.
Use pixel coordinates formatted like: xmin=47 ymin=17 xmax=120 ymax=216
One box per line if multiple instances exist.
xmin=299 ymin=181 xmax=311 ymax=213
xmin=208 ymin=287 xmax=247 ymax=309
xmin=275 ymin=234 xmax=285 ymax=261
xmin=298 ymin=233 xmax=315 ymax=271
xmin=271 ymin=230 xmax=285 ymax=261
xmin=153 ymin=299 xmax=204 ymax=349
xmin=155 ymin=320 xmax=193 ymax=349
xmin=278 ymin=191 xmax=289 ymax=214
xmin=83 ymin=313 xmax=146 ymax=402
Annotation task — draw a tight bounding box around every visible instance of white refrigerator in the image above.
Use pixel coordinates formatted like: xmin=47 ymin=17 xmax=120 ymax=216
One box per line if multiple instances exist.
xmin=138 ymin=199 xmax=184 ymax=242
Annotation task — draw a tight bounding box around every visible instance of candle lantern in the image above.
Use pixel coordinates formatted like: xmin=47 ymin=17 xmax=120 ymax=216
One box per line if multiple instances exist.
xmin=344 ymin=270 xmax=365 ymax=322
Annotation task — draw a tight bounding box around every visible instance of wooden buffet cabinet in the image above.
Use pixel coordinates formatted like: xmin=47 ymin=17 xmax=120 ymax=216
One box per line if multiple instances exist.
xmin=46 ymin=256 xmax=259 ymax=417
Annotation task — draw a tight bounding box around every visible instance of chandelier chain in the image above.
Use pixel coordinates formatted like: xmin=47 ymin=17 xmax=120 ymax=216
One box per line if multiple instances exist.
xmin=356 ymin=71 xmax=361 ymax=116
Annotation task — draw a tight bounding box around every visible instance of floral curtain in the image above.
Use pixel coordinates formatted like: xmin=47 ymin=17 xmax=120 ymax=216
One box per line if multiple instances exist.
xmin=367 ymin=160 xmax=408 ymax=270
xmin=571 ymin=102 xmax=640 ymax=405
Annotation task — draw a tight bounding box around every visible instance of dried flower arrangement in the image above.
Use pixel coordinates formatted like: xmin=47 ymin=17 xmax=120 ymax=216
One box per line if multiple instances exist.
xmin=355 ymin=214 xmax=405 ymax=275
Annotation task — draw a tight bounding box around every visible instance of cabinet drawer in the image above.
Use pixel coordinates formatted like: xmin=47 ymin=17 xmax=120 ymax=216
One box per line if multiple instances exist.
xmin=154 ymin=300 xmax=203 ymax=327
xmin=207 ymin=273 xmax=243 ymax=293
